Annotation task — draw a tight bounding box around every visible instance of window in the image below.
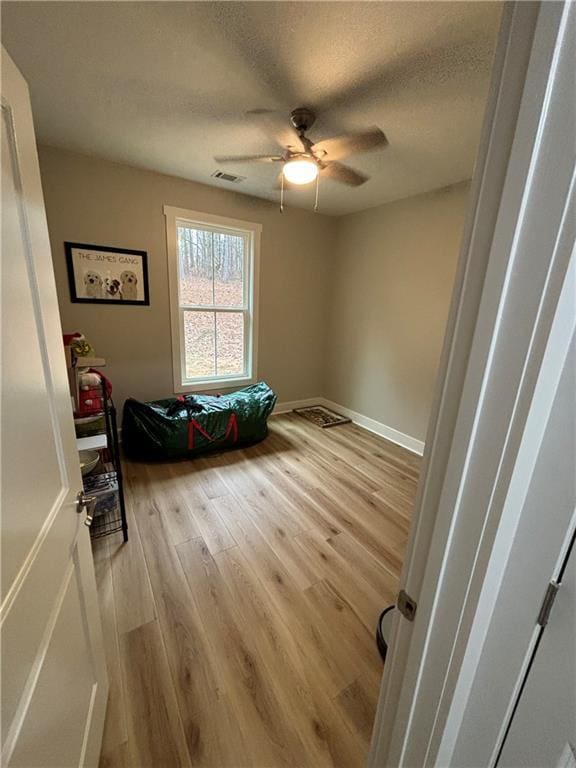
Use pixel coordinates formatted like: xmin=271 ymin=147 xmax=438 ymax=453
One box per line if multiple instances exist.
xmin=164 ymin=206 xmax=260 ymax=392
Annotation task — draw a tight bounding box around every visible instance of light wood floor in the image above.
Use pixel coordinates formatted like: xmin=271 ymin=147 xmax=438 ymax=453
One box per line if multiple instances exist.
xmin=93 ymin=413 xmax=420 ymax=768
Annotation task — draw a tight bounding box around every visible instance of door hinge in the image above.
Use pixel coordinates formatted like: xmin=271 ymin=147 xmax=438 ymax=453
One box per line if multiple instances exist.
xmin=397 ymin=589 xmax=417 ymax=622
xmin=537 ymin=580 xmax=560 ymax=627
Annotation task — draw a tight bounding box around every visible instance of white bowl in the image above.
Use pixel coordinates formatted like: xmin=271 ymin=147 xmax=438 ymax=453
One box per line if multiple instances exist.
xmin=74 ymin=414 xmax=102 ymax=424
xmin=79 ymin=450 xmax=100 ymax=476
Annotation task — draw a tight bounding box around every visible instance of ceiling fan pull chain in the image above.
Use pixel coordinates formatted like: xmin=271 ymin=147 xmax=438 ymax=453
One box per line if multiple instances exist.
xmin=280 ymin=172 xmax=284 ymax=213
xmin=314 ymin=173 xmax=320 ymax=213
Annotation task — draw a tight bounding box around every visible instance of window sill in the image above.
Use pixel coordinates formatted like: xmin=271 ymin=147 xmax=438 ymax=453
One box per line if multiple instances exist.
xmin=175 ymin=375 xmax=255 ymax=394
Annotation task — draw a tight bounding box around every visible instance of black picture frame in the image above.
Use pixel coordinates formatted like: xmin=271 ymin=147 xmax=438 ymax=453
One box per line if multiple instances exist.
xmin=65 ymin=242 xmax=150 ymax=305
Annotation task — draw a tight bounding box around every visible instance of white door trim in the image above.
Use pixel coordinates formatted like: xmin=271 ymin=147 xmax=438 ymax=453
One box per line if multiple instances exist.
xmin=439 ymin=188 xmax=575 ymax=768
xmin=369 ymin=2 xmax=575 ymax=765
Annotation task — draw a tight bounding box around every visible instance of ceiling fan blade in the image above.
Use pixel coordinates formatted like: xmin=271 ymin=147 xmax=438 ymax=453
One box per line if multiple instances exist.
xmin=321 ymin=162 xmax=369 ymax=187
xmin=214 ymin=154 xmax=284 ymax=164
xmin=313 ymin=127 xmax=388 ymax=161
xmin=247 ymin=109 xmax=307 ymax=152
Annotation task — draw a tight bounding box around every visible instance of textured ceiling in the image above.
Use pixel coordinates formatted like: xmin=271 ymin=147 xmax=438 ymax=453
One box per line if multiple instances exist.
xmin=2 ymin=1 xmax=501 ymax=215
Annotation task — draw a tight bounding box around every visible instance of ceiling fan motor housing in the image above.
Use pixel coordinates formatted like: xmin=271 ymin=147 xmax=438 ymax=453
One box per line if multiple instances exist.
xmin=290 ymin=107 xmax=316 ymax=134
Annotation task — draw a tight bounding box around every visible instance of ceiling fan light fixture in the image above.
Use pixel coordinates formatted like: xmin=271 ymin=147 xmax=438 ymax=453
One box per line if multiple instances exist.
xmin=282 ymin=157 xmax=319 ymax=185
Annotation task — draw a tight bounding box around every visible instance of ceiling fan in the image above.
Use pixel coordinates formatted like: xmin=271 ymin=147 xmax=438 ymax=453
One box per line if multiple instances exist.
xmin=214 ymin=107 xmax=388 ymax=191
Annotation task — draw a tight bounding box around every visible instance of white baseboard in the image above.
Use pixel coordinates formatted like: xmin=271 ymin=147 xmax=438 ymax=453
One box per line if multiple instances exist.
xmin=272 ymin=397 xmax=322 ymax=415
xmin=321 ymin=399 xmax=425 ymax=455
xmin=273 ymin=396 xmax=425 ymax=456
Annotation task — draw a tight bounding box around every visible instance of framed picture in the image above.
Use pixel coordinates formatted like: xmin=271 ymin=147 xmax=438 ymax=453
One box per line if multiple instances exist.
xmin=65 ymin=242 xmax=150 ymax=305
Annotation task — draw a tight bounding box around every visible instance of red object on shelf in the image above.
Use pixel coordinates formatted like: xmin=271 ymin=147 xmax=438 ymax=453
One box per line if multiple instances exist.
xmin=63 ymin=332 xmax=82 ymax=346
xmin=77 ymin=370 xmax=112 ymax=415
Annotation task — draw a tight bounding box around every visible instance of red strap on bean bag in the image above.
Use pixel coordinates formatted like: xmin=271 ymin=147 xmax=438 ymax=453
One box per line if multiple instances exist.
xmin=186 ymin=412 xmax=239 ymax=450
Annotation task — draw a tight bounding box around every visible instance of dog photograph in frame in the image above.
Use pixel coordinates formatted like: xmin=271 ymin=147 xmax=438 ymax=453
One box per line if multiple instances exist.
xmin=65 ymin=242 xmax=150 ymax=305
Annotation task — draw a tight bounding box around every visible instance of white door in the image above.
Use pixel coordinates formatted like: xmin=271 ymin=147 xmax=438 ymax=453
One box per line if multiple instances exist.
xmin=1 ymin=46 xmax=108 ymax=767
xmin=498 ymin=532 xmax=576 ymax=767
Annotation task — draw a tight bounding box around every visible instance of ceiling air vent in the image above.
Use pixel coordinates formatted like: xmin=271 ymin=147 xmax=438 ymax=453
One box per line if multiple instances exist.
xmin=211 ymin=170 xmax=246 ymax=184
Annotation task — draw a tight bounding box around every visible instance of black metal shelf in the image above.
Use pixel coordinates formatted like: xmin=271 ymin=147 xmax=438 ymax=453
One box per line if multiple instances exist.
xmin=80 ymin=382 xmax=128 ymax=542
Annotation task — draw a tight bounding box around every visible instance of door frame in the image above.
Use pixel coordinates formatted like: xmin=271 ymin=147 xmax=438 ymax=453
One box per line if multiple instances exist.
xmin=369 ymin=2 xmax=575 ymax=765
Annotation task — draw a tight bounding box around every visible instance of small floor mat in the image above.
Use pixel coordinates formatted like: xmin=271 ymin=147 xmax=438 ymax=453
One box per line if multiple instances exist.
xmin=293 ymin=405 xmax=351 ymax=429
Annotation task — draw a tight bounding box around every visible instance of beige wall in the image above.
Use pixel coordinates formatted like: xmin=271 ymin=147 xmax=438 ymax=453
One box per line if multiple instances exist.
xmin=325 ymin=182 xmax=469 ymax=442
xmin=39 ymin=146 xmax=467 ymax=442
xmin=39 ymin=146 xmax=335 ymax=408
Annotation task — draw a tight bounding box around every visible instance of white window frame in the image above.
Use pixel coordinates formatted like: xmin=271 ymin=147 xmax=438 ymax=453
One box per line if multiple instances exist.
xmin=164 ymin=205 xmax=261 ymax=393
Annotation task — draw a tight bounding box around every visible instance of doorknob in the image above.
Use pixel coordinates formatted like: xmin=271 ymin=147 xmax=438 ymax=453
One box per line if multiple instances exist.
xmin=76 ymin=491 xmax=96 ymax=526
